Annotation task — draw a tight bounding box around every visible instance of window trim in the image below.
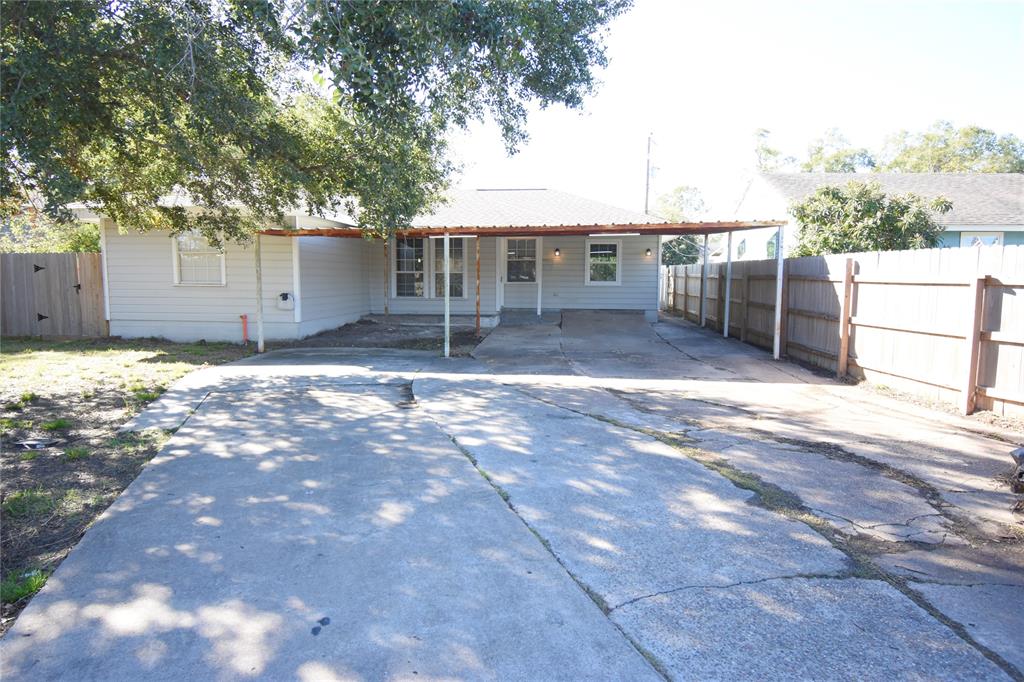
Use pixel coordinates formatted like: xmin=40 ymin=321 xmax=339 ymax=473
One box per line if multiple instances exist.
xmin=392 ymin=236 xmax=427 ymax=298
xmin=584 ymin=238 xmax=622 ymax=286
xmin=504 ymin=237 xmax=538 ymax=285
xmin=960 ymin=231 xmax=1003 ymax=247
xmin=429 ymin=237 xmax=469 ymax=300
xmin=171 ymin=233 xmax=226 ymax=286
xmin=389 ymin=236 xmax=469 ymax=299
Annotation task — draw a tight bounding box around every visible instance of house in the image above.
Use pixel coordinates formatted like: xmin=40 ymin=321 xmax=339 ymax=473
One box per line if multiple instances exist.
xmin=81 ymin=189 xmax=781 ymax=343
xmin=730 ymin=173 xmax=1024 ymax=261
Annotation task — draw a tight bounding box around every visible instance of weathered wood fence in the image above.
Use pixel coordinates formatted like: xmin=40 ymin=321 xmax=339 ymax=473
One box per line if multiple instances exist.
xmin=662 ymin=244 xmax=1024 ymax=417
xmin=1 ymin=253 xmax=107 ymax=337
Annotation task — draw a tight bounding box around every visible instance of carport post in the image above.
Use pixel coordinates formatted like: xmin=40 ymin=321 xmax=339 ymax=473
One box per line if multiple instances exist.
xmin=700 ymin=234 xmax=708 ymax=327
xmin=772 ymin=226 xmax=784 ymax=360
xmin=723 ymin=231 xmax=733 ymax=338
xmin=443 ymin=232 xmax=450 ymax=358
xmin=475 ymin=236 xmax=481 ymax=336
xmin=254 ymin=233 xmax=265 ymax=353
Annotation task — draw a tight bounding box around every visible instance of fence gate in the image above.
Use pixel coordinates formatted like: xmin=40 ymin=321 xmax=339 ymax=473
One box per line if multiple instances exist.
xmin=1 ymin=253 xmax=107 ymax=337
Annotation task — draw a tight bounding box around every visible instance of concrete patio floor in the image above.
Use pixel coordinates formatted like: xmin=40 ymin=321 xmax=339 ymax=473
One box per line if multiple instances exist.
xmin=2 ymin=312 xmax=1021 ymax=680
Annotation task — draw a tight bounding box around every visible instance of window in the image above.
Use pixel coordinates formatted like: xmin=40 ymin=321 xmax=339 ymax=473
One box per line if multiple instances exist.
xmin=766 ymin=235 xmax=777 ymax=259
xmin=395 ymin=237 xmax=425 ymax=297
xmin=737 ymin=239 xmax=747 ymax=259
xmin=585 ymin=239 xmax=621 ymax=285
xmin=960 ymin=231 xmax=1003 ymax=247
xmin=506 ymin=238 xmax=536 ymax=283
xmin=174 ymin=233 xmax=224 ymax=285
xmin=433 ymin=238 xmax=465 ymax=298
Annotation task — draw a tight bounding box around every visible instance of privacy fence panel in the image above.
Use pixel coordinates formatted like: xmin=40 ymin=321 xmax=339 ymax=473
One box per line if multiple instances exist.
xmin=1 ymin=253 xmax=107 ymax=338
xmin=661 ymin=244 xmax=1024 ymax=417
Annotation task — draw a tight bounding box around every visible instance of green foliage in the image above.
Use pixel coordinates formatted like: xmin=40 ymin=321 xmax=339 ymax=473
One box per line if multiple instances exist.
xmin=802 ymin=129 xmax=875 ymax=172
xmin=2 ymin=489 xmax=55 ymax=518
xmin=754 ymin=129 xmax=796 ymax=172
xmin=790 ymin=181 xmax=952 ymax=256
xmin=0 ymin=569 xmax=48 ymax=604
xmin=0 ymin=212 xmax=100 ymax=253
xmin=661 ymin=237 xmax=700 ymax=266
xmin=880 ymin=121 xmax=1024 ymax=173
xmin=63 ymin=446 xmax=90 ymax=461
xmin=654 ymin=185 xmax=704 ymax=266
xmin=40 ymin=418 xmax=70 ymax=431
xmin=2 ymin=0 xmax=629 ymax=243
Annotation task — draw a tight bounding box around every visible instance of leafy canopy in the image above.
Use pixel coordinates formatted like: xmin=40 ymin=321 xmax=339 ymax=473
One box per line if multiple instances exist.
xmin=802 ymin=129 xmax=875 ymax=172
xmin=790 ymin=181 xmax=952 ymax=257
xmin=2 ymin=0 xmax=629 ymax=243
xmin=654 ymin=185 xmax=705 ymax=265
xmin=880 ymin=121 xmax=1024 ymax=173
xmin=0 ymin=213 xmax=100 ymax=253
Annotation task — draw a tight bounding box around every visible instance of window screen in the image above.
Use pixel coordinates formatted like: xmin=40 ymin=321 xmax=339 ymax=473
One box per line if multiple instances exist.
xmin=506 ymin=239 xmax=536 ymax=283
xmin=176 ymin=233 xmax=223 ymax=284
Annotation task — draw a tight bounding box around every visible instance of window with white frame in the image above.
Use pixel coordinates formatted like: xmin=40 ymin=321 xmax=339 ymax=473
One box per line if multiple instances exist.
xmin=433 ymin=238 xmax=465 ymax=297
xmin=585 ymin=239 xmax=621 ymax=285
xmin=395 ymin=237 xmax=425 ymax=297
xmin=737 ymin=239 xmax=747 ymax=259
xmin=174 ymin=232 xmax=224 ymax=285
xmin=960 ymin=231 xmax=1003 ymax=247
xmin=506 ymin=238 xmax=536 ymax=283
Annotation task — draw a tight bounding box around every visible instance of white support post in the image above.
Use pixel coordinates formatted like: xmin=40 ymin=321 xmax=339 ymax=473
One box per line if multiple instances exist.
xmin=443 ymin=232 xmax=450 ymax=359
xmin=723 ymin=231 xmax=733 ymax=338
xmin=655 ymin=237 xmax=663 ymax=313
xmin=536 ymin=236 xmax=543 ymax=316
xmin=700 ymin=234 xmax=709 ymax=327
xmin=772 ymin=226 xmax=784 ymax=360
xmin=255 ymin=233 xmax=265 ymax=353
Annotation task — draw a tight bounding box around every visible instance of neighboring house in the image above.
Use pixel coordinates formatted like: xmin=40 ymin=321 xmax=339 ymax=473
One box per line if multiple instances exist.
xmin=77 ymin=189 xmax=780 ymax=343
xmin=730 ymin=173 xmax=1024 ymax=261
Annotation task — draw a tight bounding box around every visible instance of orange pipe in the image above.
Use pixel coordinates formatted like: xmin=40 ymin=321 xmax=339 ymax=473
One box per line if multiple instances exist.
xmin=240 ymin=314 xmax=249 ymax=344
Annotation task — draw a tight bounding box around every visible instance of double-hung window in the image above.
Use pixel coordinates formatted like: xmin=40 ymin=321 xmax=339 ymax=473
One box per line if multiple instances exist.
xmin=433 ymin=238 xmax=465 ymax=298
xmin=506 ymin=238 xmax=536 ymax=283
xmin=585 ymin=239 xmax=621 ymax=285
xmin=174 ymin=232 xmax=225 ymax=285
xmin=395 ymin=237 xmax=425 ymax=297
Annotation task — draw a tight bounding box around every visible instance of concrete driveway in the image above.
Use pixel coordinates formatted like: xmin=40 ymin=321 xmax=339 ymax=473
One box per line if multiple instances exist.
xmin=3 ymin=313 xmax=1021 ymax=680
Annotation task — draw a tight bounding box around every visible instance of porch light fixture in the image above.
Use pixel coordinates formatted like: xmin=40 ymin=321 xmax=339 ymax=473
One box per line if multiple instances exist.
xmin=554 ymin=247 xmax=560 ymax=257
xmin=645 ymin=248 xmax=653 ymax=257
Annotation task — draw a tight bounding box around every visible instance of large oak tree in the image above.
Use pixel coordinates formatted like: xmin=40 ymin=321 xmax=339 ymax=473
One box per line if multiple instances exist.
xmin=2 ymin=0 xmax=629 ymax=243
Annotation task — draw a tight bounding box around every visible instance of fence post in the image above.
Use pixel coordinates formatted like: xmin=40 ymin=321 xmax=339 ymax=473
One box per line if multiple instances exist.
xmin=740 ymin=272 xmax=749 ymax=342
xmin=779 ymin=259 xmax=790 ymax=356
xmin=960 ymin=276 xmax=986 ymax=415
xmin=837 ymin=258 xmax=854 ymax=378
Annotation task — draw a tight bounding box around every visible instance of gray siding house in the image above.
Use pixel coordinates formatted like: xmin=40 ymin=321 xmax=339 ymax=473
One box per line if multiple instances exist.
xmin=91 ymin=189 xmax=779 ymax=343
xmin=731 ymin=173 xmax=1024 ymax=261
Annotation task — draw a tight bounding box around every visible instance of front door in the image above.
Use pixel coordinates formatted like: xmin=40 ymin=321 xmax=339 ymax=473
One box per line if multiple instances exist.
xmin=501 ymin=237 xmax=539 ymax=310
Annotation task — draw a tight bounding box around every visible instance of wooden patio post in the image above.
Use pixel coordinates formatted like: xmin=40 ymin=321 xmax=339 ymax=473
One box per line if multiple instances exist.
xmin=475 ymin=236 xmax=481 ymax=336
xmin=837 ymin=258 xmax=854 ymax=377
xmin=723 ymin=231 xmax=733 ymax=338
xmin=960 ymin=276 xmax=986 ymax=414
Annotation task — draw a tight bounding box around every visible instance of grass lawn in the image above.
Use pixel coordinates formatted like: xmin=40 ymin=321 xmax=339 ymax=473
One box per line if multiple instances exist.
xmin=0 ymin=337 xmax=252 ymax=633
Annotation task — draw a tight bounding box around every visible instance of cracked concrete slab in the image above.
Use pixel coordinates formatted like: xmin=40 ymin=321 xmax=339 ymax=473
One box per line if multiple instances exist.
xmin=3 ymin=382 xmax=658 ymax=681
xmin=415 ymin=377 xmax=851 ymax=608
xmin=611 ymin=577 xmax=1008 ymax=681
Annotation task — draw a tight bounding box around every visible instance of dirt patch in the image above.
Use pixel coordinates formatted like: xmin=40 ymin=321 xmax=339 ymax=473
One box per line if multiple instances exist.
xmin=0 ymin=337 xmax=252 ymax=634
xmin=270 ymin=318 xmax=489 ymax=356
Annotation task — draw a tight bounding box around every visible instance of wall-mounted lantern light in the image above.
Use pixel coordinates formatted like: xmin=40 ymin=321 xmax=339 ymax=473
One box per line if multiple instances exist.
xmin=645 ymin=248 xmax=653 ymax=257
xmin=554 ymin=247 xmax=561 ymax=257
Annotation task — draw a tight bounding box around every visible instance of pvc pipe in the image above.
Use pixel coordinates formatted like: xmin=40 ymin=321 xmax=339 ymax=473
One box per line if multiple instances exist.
xmin=240 ymin=314 xmax=248 ymax=344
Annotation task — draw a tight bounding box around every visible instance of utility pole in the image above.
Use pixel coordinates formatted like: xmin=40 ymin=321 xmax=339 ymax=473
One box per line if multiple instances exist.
xmin=644 ymin=132 xmax=653 ymax=214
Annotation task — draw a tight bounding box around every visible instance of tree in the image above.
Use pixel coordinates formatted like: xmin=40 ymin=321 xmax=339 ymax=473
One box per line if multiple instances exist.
xmin=880 ymin=121 xmax=1024 ymax=173
xmin=789 ymin=181 xmax=952 ymax=256
xmin=0 ymin=213 xmax=100 ymax=253
xmin=2 ymin=0 xmax=629 ymax=244
xmin=654 ymin=185 xmax=704 ymax=265
xmin=753 ymin=128 xmax=796 ymax=172
xmin=802 ymin=129 xmax=875 ymax=172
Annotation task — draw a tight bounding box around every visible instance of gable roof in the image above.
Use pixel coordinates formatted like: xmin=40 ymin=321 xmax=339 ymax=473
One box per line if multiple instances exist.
xmin=762 ymin=173 xmax=1024 ymax=226
xmin=412 ymin=188 xmax=666 ymax=228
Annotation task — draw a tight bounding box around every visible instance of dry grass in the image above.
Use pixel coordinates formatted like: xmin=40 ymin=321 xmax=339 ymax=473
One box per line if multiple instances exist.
xmin=0 ymin=337 xmax=252 ymax=633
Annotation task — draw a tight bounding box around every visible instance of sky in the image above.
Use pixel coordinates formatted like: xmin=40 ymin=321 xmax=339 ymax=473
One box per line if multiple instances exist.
xmin=447 ymin=0 xmax=1024 ymax=218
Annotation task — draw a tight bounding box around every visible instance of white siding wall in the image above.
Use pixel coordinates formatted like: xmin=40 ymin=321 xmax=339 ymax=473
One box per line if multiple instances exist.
xmin=366 ymin=236 xmax=499 ymax=315
xmin=296 ymin=236 xmax=369 ymax=337
xmin=103 ymin=223 xmax=297 ymax=342
xmin=538 ymin=235 xmax=660 ymax=313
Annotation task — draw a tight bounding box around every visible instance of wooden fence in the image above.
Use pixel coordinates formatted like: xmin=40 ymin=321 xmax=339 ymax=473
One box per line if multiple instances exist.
xmin=1 ymin=253 xmax=107 ymax=337
xmin=662 ymin=244 xmax=1024 ymax=417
